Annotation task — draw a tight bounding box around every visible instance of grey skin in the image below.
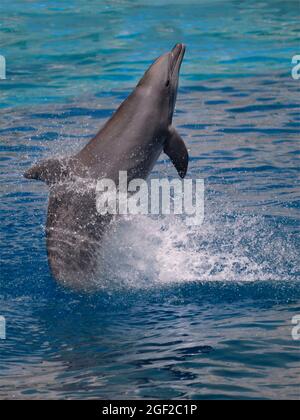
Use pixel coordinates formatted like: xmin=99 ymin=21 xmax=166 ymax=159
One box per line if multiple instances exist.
xmin=24 ymin=43 xmax=189 ymax=289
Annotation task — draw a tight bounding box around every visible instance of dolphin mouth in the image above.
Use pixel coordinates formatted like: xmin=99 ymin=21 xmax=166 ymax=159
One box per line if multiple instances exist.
xmin=170 ymin=43 xmax=186 ymax=76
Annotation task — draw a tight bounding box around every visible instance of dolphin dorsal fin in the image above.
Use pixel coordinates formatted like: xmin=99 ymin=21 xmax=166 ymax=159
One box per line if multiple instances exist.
xmin=164 ymin=127 xmax=189 ymax=178
xmin=24 ymin=158 xmax=70 ymax=185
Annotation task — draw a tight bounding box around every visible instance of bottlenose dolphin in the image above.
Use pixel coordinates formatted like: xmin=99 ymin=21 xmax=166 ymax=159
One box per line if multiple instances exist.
xmin=24 ymin=43 xmax=188 ymax=288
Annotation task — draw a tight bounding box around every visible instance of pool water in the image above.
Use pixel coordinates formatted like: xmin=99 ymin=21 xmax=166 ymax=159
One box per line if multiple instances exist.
xmin=0 ymin=0 xmax=299 ymax=399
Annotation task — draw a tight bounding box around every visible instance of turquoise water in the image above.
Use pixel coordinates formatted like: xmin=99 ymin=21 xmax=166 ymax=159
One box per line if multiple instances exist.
xmin=0 ymin=0 xmax=300 ymax=399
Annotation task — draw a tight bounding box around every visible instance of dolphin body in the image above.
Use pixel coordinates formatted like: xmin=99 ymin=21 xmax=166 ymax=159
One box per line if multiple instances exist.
xmin=24 ymin=44 xmax=188 ymax=289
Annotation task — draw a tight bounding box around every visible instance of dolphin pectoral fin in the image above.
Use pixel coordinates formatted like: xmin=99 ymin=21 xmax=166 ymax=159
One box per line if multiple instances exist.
xmin=24 ymin=158 xmax=70 ymax=185
xmin=164 ymin=128 xmax=189 ymax=178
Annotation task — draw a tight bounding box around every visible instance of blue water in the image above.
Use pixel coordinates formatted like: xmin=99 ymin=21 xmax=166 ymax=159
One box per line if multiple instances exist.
xmin=0 ymin=0 xmax=300 ymax=399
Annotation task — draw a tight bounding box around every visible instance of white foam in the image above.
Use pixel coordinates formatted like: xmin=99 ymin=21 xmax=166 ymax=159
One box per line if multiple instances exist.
xmin=91 ymin=212 xmax=297 ymax=291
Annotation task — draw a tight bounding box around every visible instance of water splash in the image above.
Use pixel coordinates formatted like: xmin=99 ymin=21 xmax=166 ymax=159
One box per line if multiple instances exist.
xmin=90 ymin=210 xmax=298 ymax=291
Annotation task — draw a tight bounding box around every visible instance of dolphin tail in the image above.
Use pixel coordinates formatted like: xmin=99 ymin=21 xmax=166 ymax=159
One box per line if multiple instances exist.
xmin=24 ymin=157 xmax=71 ymax=185
xmin=164 ymin=127 xmax=189 ymax=178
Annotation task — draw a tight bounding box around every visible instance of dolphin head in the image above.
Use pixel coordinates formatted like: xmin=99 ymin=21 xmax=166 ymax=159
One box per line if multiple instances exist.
xmin=137 ymin=43 xmax=186 ymax=124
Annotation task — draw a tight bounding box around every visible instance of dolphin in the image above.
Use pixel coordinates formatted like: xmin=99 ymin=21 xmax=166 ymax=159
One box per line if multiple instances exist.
xmin=24 ymin=43 xmax=188 ymax=289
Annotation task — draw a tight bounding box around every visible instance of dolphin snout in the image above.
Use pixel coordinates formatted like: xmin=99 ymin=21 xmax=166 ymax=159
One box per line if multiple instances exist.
xmin=171 ymin=44 xmax=186 ymax=60
xmin=171 ymin=43 xmax=186 ymax=57
xmin=170 ymin=43 xmax=186 ymax=73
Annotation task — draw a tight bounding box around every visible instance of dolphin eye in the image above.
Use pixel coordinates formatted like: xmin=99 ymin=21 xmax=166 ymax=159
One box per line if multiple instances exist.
xmin=166 ymin=79 xmax=170 ymax=87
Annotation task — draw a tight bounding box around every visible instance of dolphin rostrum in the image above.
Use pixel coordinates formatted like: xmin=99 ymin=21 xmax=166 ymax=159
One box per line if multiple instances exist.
xmin=24 ymin=43 xmax=188 ymax=288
